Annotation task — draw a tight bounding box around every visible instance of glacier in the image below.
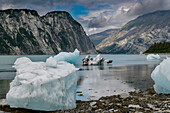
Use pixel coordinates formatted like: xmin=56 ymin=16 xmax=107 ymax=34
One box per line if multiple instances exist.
xmin=54 ymin=49 xmax=79 ymax=65
xmin=146 ymin=54 xmax=160 ymax=60
xmin=151 ymin=57 xmax=170 ymax=94
xmin=6 ymin=53 xmax=79 ymax=111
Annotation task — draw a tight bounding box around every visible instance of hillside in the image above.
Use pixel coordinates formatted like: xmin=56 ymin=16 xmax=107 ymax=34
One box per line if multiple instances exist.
xmin=96 ymin=10 xmax=170 ymax=54
xmin=89 ymin=29 xmax=119 ymax=46
xmin=0 ymin=9 xmax=96 ymax=55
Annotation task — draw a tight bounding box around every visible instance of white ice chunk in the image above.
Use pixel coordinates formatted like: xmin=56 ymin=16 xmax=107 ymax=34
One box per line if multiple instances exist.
xmin=151 ymin=57 xmax=170 ymax=94
xmin=146 ymin=54 xmax=160 ymax=60
xmin=82 ymin=54 xmax=105 ymax=65
xmin=46 ymin=56 xmax=57 ymax=68
xmin=89 ymin=54 xmax=104 ymax=65
xmin=6 ymin=57 xmax=78 ymax=111
xmin=54 ymin=49 xmax=79 ymax=65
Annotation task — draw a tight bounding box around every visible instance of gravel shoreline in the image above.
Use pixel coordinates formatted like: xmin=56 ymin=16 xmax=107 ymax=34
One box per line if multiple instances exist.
xmin=0 ymin=88 xmax=170 ymax=113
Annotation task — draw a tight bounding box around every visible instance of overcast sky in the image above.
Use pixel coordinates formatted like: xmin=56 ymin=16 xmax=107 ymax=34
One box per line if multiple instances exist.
xmin=0 ymin=0 xmax=170 ymax=35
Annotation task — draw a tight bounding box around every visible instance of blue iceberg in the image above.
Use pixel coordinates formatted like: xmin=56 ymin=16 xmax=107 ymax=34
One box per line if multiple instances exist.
xmin=54 ymin=49 xmax=80 ymax=65
xmin=6 ymin=56 xmax=78 ymax=111
xmin=151 ymin=57 xmax=170 ymax=94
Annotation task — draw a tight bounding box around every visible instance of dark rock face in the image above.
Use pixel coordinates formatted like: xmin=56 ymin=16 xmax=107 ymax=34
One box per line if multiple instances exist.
xmin=97 ymin=10 xmax=170 ymax=54
xmin=0 ymin=9 xmax=96 ymax=55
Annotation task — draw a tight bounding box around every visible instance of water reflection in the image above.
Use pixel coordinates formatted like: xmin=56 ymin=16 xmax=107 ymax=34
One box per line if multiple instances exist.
xmin=0 ymin=80 xmax=11 ymax=99
xmin=76 ymin=64 xmax=156 ymax=100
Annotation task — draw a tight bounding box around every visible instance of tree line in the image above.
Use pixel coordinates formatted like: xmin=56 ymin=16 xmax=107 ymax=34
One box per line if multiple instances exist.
xmin=144 ymin=41 xmax=170 ymax=53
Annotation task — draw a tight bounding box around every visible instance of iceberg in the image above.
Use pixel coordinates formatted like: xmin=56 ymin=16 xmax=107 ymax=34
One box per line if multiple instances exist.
xmin=146 ymin=54 xmax=160 ymax=60
xmin=151 ymin=57 xmax=170 ymax=94
xmin=6 ymin=56 xmax=78 ymax=111
xmin=82 ymin=54 xmax=104 ymax=65
xmin=82 ymin=54 xmax=112 ymax=66
xmin=54 ymin=49 xmax=79 ymax=65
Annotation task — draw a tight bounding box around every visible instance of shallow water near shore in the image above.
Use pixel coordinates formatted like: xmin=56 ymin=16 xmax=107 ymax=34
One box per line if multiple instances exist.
xmin=0 ymin=54 xmax=169 ymax=101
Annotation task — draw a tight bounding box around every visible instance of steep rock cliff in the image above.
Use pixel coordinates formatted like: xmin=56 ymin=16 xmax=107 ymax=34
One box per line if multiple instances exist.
xmin=0 ymin=9 xmax=96 ymax=55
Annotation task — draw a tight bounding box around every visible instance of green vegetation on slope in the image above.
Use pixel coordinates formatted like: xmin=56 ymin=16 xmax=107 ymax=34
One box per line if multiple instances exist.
xmin=144 ymin=42 xmax=170 ymax=53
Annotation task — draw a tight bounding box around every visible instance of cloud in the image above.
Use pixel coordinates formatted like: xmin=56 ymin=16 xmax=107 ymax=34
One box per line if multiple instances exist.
xmin=127 ymin=0 xmax=169 ymax=16
xmin=1 ymin=4 xmax=14 ymax=10
xmin=77 ymin=0 xmax=135 ymax=8
xmin=80 ymin=0 xmax=170 ymax=35
xmin=0 ymin=0 xmax=169 ymax=35
xmin=88 ymin=11 xmax=112 ymax=28
xmin=79 ymin=3 xmax=136 ymax=35
xmin=0 ymin=0 xmax=77 ymax=15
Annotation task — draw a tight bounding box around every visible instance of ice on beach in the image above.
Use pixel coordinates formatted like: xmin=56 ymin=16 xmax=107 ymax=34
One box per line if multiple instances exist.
xmin=6 ymin=56 xmax=78 ymax=111
xmin=151 ymin=57 xmax=170 ymax=94
xmin=146 ymin=54 xmax=160 ymax=60
xmin=54 ymin=49 xmax=79 ymax=65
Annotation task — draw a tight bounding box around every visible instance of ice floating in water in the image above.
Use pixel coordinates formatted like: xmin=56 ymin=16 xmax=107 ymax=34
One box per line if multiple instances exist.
xmin=82 ymin=54 xmax=112 ymax=66
xmin=146 ymin=54 xmax=160 ymax=60
xmin=54 ymin=49 xmax=79 ymax=65
xmin=151 ymin=57 xmax=170 ymax=94
xmin=6 ymin=56 xmax=78 ymax=111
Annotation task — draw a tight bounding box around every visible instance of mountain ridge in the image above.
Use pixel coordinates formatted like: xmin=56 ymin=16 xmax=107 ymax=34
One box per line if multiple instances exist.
xmin=96 ymin=10 xmax=170 ymax=54
xmin=0 ymin=9 xmax=96 ymax=55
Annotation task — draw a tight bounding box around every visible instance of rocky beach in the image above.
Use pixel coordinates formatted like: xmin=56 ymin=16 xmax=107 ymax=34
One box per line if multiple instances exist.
xmin=0 ymin=88 xmax=170 ymax=113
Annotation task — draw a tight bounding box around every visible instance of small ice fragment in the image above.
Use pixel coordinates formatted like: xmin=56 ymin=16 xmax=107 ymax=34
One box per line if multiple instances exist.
xmin=146 ymin=54 xmax=160 ymax=60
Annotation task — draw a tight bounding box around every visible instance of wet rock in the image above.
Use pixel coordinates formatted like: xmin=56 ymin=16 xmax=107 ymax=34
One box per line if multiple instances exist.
xmin=128 ymin=104 xmax=142 ymax=109
xmin=119 ymin=93 xmax=129 ymax=99
xmin=126 ymin=81 xmax=135 ymax=83
xmin=76 ymin=91 xmax=82 ymax=93
xmin=78 ymin=94 xmax=84 ymax=96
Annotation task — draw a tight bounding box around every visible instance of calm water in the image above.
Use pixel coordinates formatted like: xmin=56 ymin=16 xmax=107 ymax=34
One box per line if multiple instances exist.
xmin=0 ymin=54 xmax=169 ymax=100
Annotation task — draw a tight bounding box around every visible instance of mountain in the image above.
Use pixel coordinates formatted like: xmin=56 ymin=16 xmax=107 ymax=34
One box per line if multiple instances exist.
xmin=97 ymin=10 xmax=170 ymax=54
xmin=0 ymin=9 xmax=96 ymax=55
xmin=89 ymin=29 xmax=119 ymax=46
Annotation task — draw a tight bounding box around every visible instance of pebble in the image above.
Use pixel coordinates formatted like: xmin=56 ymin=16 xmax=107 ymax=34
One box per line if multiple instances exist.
xmin=90 ymin=102 xmax=96 ymax=107
xmin=119 ymin=93 xmax=129 ymax=98
xmin=128 ymin=104 xmax=142 ymax=108
xmin=147 ymin=103 xmax=154 ymax=108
